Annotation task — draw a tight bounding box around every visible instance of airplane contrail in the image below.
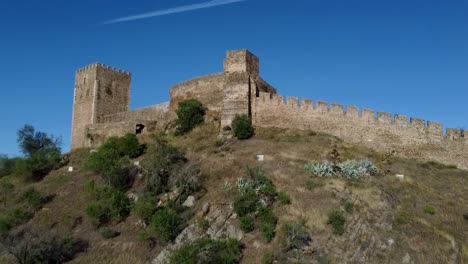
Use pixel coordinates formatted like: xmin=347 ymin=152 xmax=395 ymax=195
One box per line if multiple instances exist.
xmin=103 ymin=0 xmax=248 ymax=24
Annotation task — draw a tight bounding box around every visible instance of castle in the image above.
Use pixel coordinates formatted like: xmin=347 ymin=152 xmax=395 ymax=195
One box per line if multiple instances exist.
xmin=71 ymin=49 xmax=467 ymax=169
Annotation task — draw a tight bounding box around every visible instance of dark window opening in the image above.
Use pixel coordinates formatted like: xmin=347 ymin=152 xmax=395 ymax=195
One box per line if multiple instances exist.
xmin=84 ymin=78 xmax=86 ymax=84
xmin=256 ymin=87 xmax=260 ymax=97
xmin=136 ymin=124 xmax=145 ymax=135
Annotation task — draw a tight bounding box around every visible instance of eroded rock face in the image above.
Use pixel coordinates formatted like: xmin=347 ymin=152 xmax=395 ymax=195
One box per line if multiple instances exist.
xmin=152 ymin=204 xmax=242 ymax=264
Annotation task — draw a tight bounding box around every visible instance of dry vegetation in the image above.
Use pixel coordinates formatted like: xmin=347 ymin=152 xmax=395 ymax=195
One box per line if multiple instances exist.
xmin=0 ymin=124 xmax=467 ymax=263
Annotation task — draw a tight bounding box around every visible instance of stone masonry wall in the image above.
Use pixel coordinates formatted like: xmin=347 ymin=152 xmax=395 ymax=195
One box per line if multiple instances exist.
xmin=254 ymin=92 xmax=467 ymax=170
xmin=94 ymin=64 xmax=131 ymax=123
xmin=71 ymin=65 xmax=98 ymax=149
xmin=169 ymin=73 xmax=225 ymax=124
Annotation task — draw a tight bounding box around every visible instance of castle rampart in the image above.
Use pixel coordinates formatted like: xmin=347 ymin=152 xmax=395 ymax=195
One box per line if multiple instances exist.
xmin=253 ymin=91 xmax=466 ymax=169
xmin=71 ymin=49 xmax=466 ymax=169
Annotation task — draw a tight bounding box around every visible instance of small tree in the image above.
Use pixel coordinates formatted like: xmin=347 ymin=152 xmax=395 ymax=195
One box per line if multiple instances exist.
xmin=175 ymin=99 xmax=205 ymax=135
xmin=232 ymin=114 xmax=254 ymax=140
xmin=15 ymin=125 xmax=62 ymax=181
xmin=17 ymin=124 xmax=61 ymax=157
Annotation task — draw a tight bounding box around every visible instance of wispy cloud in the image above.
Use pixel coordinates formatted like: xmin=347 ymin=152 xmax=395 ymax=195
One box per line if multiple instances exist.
xmin=103 ymin=0 xmax=248 ymax=24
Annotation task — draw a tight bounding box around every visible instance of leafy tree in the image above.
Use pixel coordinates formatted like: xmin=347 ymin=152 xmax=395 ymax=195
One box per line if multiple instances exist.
xmin=175 ymin=99 xmax=205 ymax=135
xmin=232 ymin=114 xmax=254 ymax=140
xmin=14 ymin=125 xmax=62 ymax=181
xmin=17 ymin=124 xmax=61 ymax=157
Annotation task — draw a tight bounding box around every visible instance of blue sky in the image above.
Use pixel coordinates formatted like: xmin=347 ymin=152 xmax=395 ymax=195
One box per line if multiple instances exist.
xmin=0 ymin=0 xmax=467 ymax=156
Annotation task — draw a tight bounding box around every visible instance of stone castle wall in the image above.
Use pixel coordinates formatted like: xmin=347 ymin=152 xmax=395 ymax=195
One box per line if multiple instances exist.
xmin=253 ymin=91 xmax=467 ymax=169
xmin=71 ymin=49 xmax=466 ymax=169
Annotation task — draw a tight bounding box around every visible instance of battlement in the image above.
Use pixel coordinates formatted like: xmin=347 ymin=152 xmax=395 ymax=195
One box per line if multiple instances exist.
xmin=224 ymin=49 xmax=259 ymax=75
xmin=256 ymin=91 xmax=465 ymax=141
xmin=76 ymin=63 xmax=131 ymax=76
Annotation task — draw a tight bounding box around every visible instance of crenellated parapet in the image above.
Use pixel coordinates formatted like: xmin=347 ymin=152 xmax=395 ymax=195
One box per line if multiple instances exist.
xmin=76 ymin=63 xmax=131 ymax=76
xmin=255 ymin=91 xmax=465 ymax=141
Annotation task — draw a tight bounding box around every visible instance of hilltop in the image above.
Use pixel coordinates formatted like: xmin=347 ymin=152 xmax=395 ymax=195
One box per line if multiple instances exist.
xmin=0 ymin=124 xmax=467 ymax=264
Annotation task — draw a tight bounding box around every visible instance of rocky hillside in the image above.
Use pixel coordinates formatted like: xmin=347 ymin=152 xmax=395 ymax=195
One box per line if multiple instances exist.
xmin=0 ymin=125 xmax=467 ymax=264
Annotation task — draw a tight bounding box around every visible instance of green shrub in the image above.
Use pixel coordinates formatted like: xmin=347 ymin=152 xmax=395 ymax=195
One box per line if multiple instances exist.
xmin=281 ymin=221 xmax=310 ymax=251
xmin=0 ymin=208 xmax=33 ymax=236
xmin=150 ymin=207 xmax=183 ymax=242
xmin=99 ymin=227 xmax=120 ymax=239
xmin=258 ymin=207 xmax=278 ymax=242
xmin=423 ymin=205 xmax=436 ymax=215
xmin=198 ymin=219 xmax=210 ymax=231
xmin=109 ymin=190 xmax=132 ymax=220
xmin=142 ymin=136 xmax=186 ymax=196
xmin=277 ymin=191 xmax=291 ymax=205
xmin=175 ymin=99 xmax=205 ymax=135
xmin=85 ymin=202 xmax=111 ymax=226
xmin=18 ymin=188 xmax=47 ymax=210
xmin=85 ymin=186 xmax=131 ymax=226
xmin=327 ymin=209 xmax=346 ymax=235
xmin=133 ymin=193 xmax=159 ymax=224
xmin=239 ymin=215 xmax=254 ymax=233
xmin=262 ymin=252 xmax=274 ymax=264
xmin=169 ymin=239 xmax=242 ymax=264
xmin=344 ymin=201 xmax=354 ymax=213
xmin=232 ymin=114 xmax=254 ymax=140
xmin=233 ymin=189 xmax=259 ymax=217
xmin=0 ymin=155 xmax=16 ymax=177
xmin=87 ymin=134 xmax=143 ymax=189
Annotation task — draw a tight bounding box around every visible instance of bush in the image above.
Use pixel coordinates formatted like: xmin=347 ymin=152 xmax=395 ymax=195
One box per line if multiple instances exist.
xmin=150 ymin=207 xmax=183 ymax=242
xmin=258 ymin=207 xmax=278 ymax=242
xmin=169 ymin=239 xmax=242 ymax=264
xmin=85 ymin=202 xmax=111 ymax=226
xmin=1 ymin=229 xmax=87 ymax=264
xmin=0 ymin=155 xmax=16 ymax=177
xmin=18 ymin=188 xmax=47 ymax=210
xmin=281 ymin=222 xmax=311 ymax=251
xmin=239 ymin=215 xmax=254 ymax=233
xmin=231 ymin=114 xmax=254 ymax=140
xmin=87 ymin=134 xmax=143 ymax=189
xmin=99 ymin=227 xmax=120 ymax=239
xmin=277 ymin=191 xmax=291 ymax=205
xmin=262 ymin=252 xmax=274 ymax=264
xmin=85 ymin=185 xmax=132 ymax=226
xmin=233 ymin=189 xmax=260 ymax=217
xmin=142 ymin=136 xmax=186 ymax=196
xmin=0 ymin=208 xmax=33 ymax=236
xmin=327 ymin=209 xmax=346 ymax=235
xmin=423 ymin=205 xmax=436 ymax=215
xmin=198 ymin=219 xmax=210 ymax=231
xmin=175 ymin=99 xmax=205 ymax=135
xmin=133 ymin=193 xmax=159 ymax=224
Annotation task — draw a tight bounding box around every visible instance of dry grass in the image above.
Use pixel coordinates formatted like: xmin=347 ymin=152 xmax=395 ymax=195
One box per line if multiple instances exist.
xmin=1 ymin=124 xmax=467 ymax=263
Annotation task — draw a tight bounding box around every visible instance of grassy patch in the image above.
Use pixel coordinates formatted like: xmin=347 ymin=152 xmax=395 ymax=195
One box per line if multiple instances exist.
xmin=169 ymin=239 xmax=242 ymax=264
xmin=327 ymin=209 xmax=346 ymax=235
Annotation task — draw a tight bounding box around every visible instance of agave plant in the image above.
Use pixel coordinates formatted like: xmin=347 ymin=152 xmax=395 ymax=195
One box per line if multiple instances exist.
xmin=304 ymin=162 xmax=336 ymax=177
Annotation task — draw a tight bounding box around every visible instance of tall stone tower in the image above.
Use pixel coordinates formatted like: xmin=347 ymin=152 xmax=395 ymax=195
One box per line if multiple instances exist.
xmin=71 ymin=63 xmax=131 ymax=149
xmin=221 ymin=50 xmax=260 ymax=128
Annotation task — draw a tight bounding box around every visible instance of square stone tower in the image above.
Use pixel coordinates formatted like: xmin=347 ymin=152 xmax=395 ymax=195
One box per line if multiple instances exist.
xmin=221 ymin=50 xmax=260 ymax=128
xmin=71 ymin=63 xmax=131 ymax=149
xmin=224 ymin=50 xmax=259 ymax=75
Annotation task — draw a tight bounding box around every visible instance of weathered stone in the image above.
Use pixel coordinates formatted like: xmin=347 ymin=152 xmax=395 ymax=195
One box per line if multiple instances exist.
xmin=182 ymin=195 xmax=195 ymax=207
xmin=152 ymin=204 xmax=242 ymax=264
